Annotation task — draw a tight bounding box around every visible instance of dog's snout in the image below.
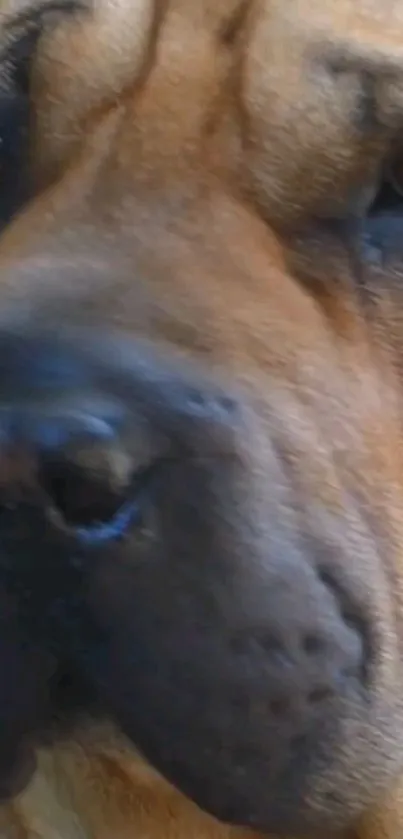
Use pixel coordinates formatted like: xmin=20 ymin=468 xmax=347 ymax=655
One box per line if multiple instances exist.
xmin=0 ymin=326 xmax=391 ymax=835
xmin=84 ymin=431 xmax=375 ymax=835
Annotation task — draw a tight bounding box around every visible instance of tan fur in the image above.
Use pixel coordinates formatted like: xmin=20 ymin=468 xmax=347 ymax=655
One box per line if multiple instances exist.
xmin=0 ymin=1 xmax=402 ymax=838
xmin=0 ymin=724 xmax=258 ymax=839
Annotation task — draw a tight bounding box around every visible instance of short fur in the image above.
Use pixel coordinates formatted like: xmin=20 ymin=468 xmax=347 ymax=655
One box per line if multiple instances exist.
xmin=0 ymin=1 xmax=402 ymax=838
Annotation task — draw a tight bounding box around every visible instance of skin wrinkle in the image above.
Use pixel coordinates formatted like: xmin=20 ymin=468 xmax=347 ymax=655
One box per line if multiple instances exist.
xmin=1 ymin=1 xmax=403 ymax=839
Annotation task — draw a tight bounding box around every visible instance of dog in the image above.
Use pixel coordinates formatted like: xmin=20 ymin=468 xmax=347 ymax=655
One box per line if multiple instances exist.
xmin=0 ymin=0 xmax=403 ymax=837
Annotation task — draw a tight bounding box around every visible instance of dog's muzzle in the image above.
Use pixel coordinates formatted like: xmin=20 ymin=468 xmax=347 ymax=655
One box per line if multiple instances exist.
xmin=0 ymin=324 xmax=398 ymax=838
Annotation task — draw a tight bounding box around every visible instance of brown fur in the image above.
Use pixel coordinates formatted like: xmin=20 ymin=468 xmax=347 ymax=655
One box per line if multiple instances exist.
xmin=0 ymin=1 xmax=402 ymax=837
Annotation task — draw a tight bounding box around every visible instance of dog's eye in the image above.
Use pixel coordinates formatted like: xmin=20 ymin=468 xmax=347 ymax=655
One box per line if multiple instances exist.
xmin=39 ymin=449 xmax=140 ymax=547
xmin=0 ymin=79 xmax=29 ymax=226
xmin=8 ymin=394 xmax=166 ymax=546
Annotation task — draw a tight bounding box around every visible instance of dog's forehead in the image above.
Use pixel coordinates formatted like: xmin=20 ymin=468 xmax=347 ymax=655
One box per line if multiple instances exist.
xmin=1 ymin=0 xmax=403 ymax=95
xmin=1 ymin=0 xmax=403 ymax=252
xmin=0 ymin=0 xmax=401 ymax=131
xmin=2 ymin=0 xmax=403 ymax=44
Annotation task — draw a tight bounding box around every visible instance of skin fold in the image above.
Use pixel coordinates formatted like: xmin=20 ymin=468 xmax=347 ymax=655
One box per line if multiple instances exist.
xmin=0 ymin=1 xmax=402 ymax=838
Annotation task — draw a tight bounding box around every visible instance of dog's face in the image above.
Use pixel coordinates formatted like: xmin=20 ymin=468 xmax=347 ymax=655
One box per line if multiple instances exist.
xmin=1 ymin=1 xmax=403 ymax=837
